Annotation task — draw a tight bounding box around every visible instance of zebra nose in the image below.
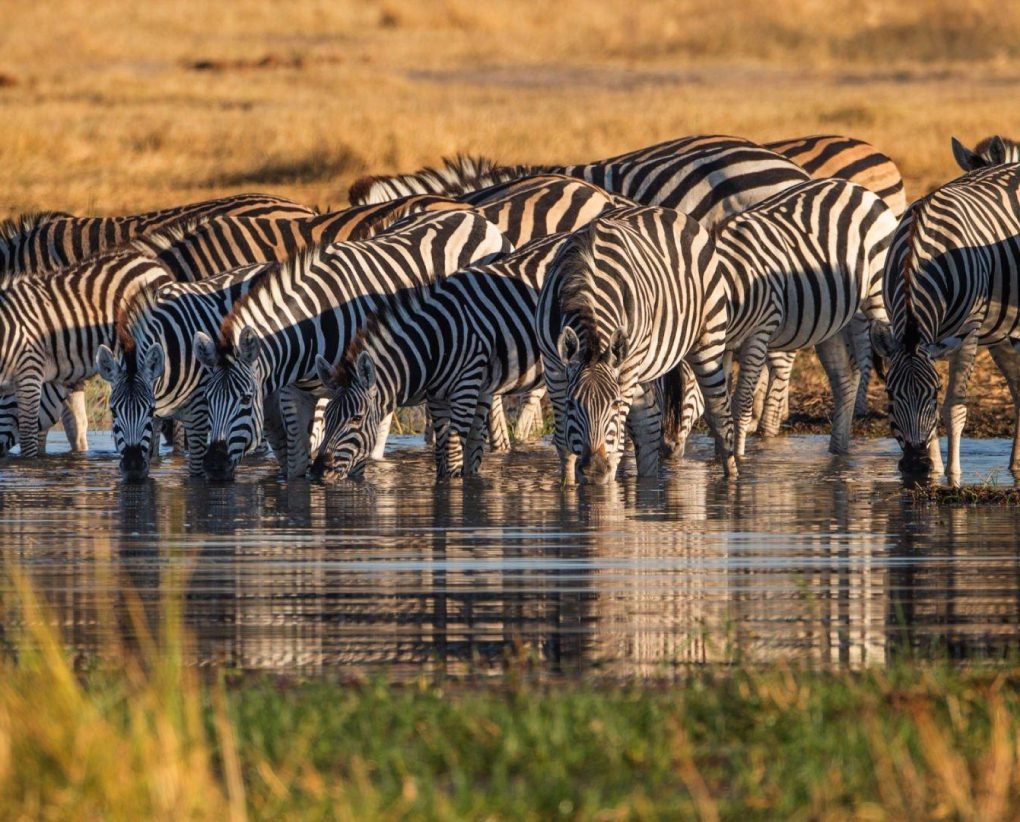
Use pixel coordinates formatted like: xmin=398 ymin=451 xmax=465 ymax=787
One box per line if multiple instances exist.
xmin=899 ymin=443 xmax=933 ymax=477
xmin=120 ymin=445 xmax=149 ymax=482
xmin=578 ymin=445 xmax=613 ymax=484
xmin=309 ymin=452 xmax=336 ymax=482
xmin=202 ymin=440 xmax=235 ymax=482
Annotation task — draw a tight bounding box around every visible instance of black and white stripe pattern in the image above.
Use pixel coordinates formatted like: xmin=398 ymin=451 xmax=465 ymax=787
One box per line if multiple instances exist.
xmin=764 ymin=134 xmax=907 ymax=217
xmin=349 ymin=135 xmax=810 ymax=225
xmin=874 ymin=163 xmax=1020 ymax=481
xmin=0 ymin=248 xmax=171 ymax=458
xmin=195 ymin=209 xmax=512 ymax=481
xmin=309 ymin=233 xmax=563 ymax=481
xmin=0 ymin=193 xmax=314 ymax=282
xmin=96 ymin=264 xmax=272 ymax=480
xmin=951 ymin=136 xmax=1020 ymax=172
xmin=708 ymin=178 xmax=896 ymax=457
xmin=536 ymin=204 xmax=735 ymax=484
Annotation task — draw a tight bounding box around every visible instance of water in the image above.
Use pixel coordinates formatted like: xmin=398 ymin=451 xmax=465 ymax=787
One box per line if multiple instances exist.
xmin=3 ymin=431 xmax=1020 ymax=678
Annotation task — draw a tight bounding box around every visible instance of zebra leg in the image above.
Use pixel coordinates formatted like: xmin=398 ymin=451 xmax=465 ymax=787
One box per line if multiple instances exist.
xmin=814 ymin=335 xmax=860 ymax=455
xmin=760 ymin=352 xmax=796 ymax=439
xmin=687 ymin=344 xmax=738 ymax=479
xmin=625 ymin=383 xmax=661 ymax=478
xmin=60 ymin=387 xmax=89 ymax=453
xmin=430 ymin=403 xmax=462 ymax=479
xmin=277 ymin=389 xmax=317 ymax=479
xmin=262 ymin=394 xmax=289 ymax=472
xmin=182 ymin=396 xmax=211 ymax=477
xmin=943 ymin=338 xmax=978 ymax=484
xmin=988 ymin=342 xmax=1020 ymax=475
xmin=487 ymin=394 xmax=511 ymax=453
xmin=544 ymin=370 xmax=576 ymax=485
xmin=733 ymin=335 xmax=771 ymax=459
xmin=308 ymin=397 xmax=327 ymax=459
xmin=15 ymin=375 xmax=43 ymax=460
xmin=850 ymin=313 xmax=874 ymax=417
xmin=172 ymin=420 xmax=188 ymax=456
xmin=422 ymin=405 xmax=435 ymax=446
xmin=371 ymin=412 xmax=393 ymax=461
xmin=464 ymin=394 xmax=493 ymax=477
xmin=513 ymin=388 xmax=546 ymax=442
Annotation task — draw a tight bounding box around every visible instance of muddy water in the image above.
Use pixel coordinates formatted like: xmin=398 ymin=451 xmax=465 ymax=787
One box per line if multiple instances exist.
xmin=2 ymin=432 xmax=1020 ymax=678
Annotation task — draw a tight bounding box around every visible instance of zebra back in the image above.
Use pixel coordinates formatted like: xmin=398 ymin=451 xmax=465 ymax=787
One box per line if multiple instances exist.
xmin=349 ymin=135 xmax=809 ymax=228
xmin=764 ymin=133 xmax=907 ymax=217
xmin=885 ymin=164 xmax=1020 ymax=350
xmin=133 ymin=194 xmax=468 ymax=283
xmin=0 ymin=192 xmax=314 ymax=280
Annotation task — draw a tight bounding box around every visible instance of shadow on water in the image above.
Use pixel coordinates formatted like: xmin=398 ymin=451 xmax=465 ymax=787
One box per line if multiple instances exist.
xmin=3 ymin=432 xmax=1020 ymax=678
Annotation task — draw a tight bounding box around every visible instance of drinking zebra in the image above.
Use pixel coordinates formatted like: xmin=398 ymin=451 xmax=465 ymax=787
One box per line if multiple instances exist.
xmin=536 ymin=204 xmax=734 ymax=484
xmin=194 ymin=209 xmax=512 ymax=480
xmin=951 ymin=136 xmax=1020 ymax=172
xmin=874 ymin=163 xmax=1020 ymax=481
xmin=0 ymin=192 xmax=315 ymax=454
xmin=0 ymin=248 xmax=171 ymax=458
xmin=309 ymin=233 xmax=563 ymax=481
xmin=96 ymin=263 xmax=273 ymax=480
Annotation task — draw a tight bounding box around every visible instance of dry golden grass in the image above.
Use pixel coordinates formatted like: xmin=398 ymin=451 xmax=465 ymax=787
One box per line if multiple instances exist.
xmin=2 ymin=0 xmax=1020 ymax=217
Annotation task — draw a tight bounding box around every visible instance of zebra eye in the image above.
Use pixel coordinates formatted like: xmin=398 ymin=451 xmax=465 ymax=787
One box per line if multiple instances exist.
xmin=241 ymin=393 xmax=254 ymax=406
xmin=351 ymin=414 xmax=363 ymax=424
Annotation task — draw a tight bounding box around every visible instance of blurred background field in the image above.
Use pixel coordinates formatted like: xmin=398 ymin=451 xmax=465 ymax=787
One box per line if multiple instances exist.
xmin=2 ymin=0 xmax=1020 ymax=216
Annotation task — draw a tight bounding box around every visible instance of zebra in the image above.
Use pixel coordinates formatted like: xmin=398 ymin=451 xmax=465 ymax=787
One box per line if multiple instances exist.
xmin=0 ymin=193 xmax=314 ymax=280
xmin=535 ymin=204 xmax=735 ymax=485
xmin=764 ymin=134 xmax=907 ymax=217
xmin=873 ymin=163 xmax=1020 ymax=481
xmin=951 ymin=135 xmax=1020 ymax=172
xmin=350 ymin=135 xmax=810 ymax=225
xmin=0 ymin=247 xmax=172 ymax=458
xmin=0 ymin=192 xmax=315 ymax=454
xmin=680 ymin=178 xmax=897 ymax=458
xmin=194 ymin=209 xmax=512 ymax=481
xmin=95 ymin=263 xmax=273 ymax=480
xmin=309 ymin=232 xmax=564 ymax=481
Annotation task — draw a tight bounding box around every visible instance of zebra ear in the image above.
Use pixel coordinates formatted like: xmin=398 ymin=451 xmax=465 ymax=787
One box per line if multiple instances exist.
xmin=607 ymin=328 xmax=628 ymax=369
xmin=315 ymin=355 xmax=340 ymax=393
xmin=951 ymin=137 xmax=984 ymax=171
xmin=557 ymin=327 xmax=581 ymax=365
xmin=95 ymin=345 xmax=123 ymax=384
xmin=988 ymin=136 xmax=1008 ymax=165
xmin=922 ymin=337 xmax=963 ymax=360
xmin=194 ymin=331 xmax=218 ymax=371
xmin=142 ymin=344 xmax=164 ymax=382
xmin=355 ymin=351 xmax=377 ymax=389
xmin=237 ymin=326 xmax=261 ymax=367
xmin=870 ymin=323 xmax=899 ymax=360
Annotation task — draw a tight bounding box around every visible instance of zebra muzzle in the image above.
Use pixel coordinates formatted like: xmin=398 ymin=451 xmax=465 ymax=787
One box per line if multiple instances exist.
xmin=202 ymin=440 xmax=236 ymax=482
xmin=898 ymin=443 xmax=933 ymax=477
xmin=578 ymin=444 xmax=614 ymax=485
xmin=309 ymin=452 xmax=338 ymax=482
xmin=120 ymin=445 xmax=150 ymax=482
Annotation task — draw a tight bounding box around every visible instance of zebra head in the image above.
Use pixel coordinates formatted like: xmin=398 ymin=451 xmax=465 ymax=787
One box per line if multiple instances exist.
xmin=874 ymin=324 xmax=958 ymax=476
xmin=194 ymin=326 xmax=263 ymax=482
xmin=309 ymin=352 xmax=382 ymax=482
xmin=557 ymin=326 xmax=630 ymax=485
xmin=96 ymin=343 xmax=165 ymax=482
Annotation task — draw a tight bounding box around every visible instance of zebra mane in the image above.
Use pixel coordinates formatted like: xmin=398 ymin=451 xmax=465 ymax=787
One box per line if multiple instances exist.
xmin=114 ymin=273 xmax=179 ymax=377
xmin=557 ymin=224 xmax=603 ymax=362
xmin=351 ymin=196 xmax=470 ymax=239
xmin=216 ymin=254 xmax=297 ymax=355
xmin=130 ymin=214 xmax=215 ymax=256
xmin=899 ymin=207 xmax=922 ymax=354
xmin=975 ymin=135 xmax=1020 ymax=159
xmin=0 ymin=210 xmax=74 ymax=242
xmin=348 ymin=155 xmax=531 ymax=205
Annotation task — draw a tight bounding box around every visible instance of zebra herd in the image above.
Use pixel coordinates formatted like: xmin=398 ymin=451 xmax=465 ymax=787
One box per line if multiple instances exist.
xmin=2 ymin=132 xmax=1019 ymax=486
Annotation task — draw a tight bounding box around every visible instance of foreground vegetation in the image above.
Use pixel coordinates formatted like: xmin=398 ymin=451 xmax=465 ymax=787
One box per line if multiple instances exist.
xmin=2 ymin=580 xmax=1019 ymax=820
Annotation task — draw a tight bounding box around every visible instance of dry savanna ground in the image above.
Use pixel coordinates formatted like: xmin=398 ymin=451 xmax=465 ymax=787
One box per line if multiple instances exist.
xmin=3 ymin=0 xmax=1020 ymax=436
